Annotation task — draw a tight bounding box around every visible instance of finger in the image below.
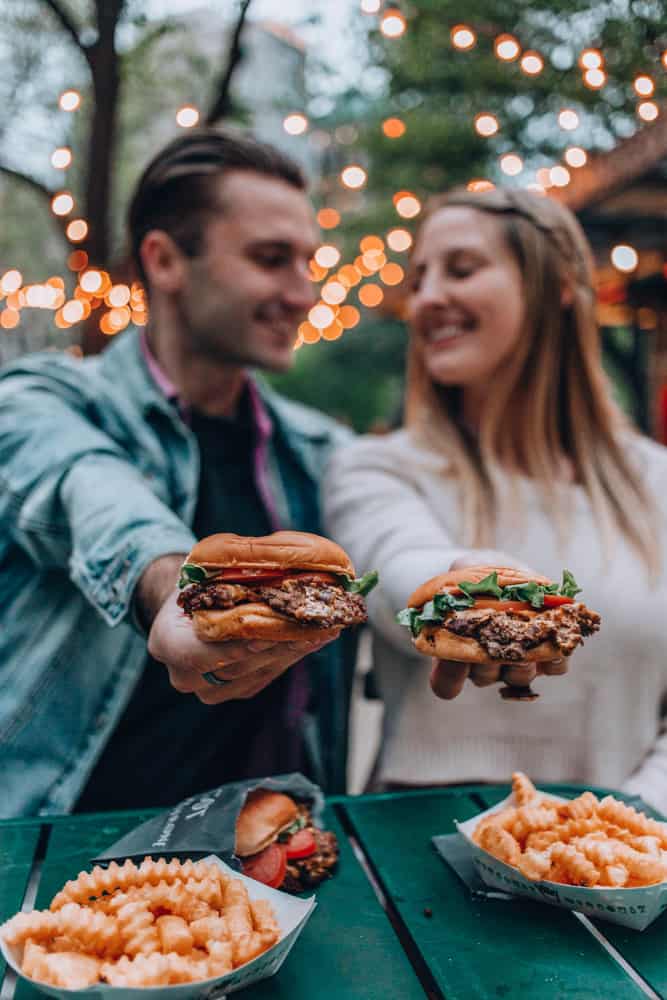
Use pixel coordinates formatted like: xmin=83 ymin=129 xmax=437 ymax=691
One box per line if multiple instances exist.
xmin=500 ymin=663 xmax=538 ymax=687
xmin=196 ymin=663 xmax=288 ymax=705
xmin=469 ymin=663 xmax=503 ymax=687
xmin=211 ymin=645 xmax=305 ymax=681
xmin=205 ymin=639 xmax=278 ymax=663
xmin=537 ymin=658 xmax=568 ymax=676
xmin=286 ymin=633 xmax=340 ymax=653
xmin=430 ymin=659 xmax=470 ymax=700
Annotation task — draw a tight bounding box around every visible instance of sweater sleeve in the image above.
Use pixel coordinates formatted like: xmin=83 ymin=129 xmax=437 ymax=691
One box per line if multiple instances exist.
xmin=621 ymin=723 xmax=667 ymax=816
xmin=323 ymin=434 xmax=517 ymax=657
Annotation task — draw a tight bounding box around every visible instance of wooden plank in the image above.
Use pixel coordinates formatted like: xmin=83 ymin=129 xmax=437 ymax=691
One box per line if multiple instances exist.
xmin=343 ymin=791 xmax=646 ymax=1000
xmin=8 ymin=807 xmax=423 ymax=1000
xmin=0 ymin=822 xmax=42 ymax=981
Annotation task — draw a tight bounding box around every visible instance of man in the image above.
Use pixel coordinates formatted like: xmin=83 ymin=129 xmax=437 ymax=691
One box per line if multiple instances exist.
xmin=0 ymin=129 xmax=355 ymax=817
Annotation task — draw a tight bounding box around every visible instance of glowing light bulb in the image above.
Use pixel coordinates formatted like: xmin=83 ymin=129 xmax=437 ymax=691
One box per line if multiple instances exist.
xmin=451 ymin=24 xmax=476 ymax=50
xmin=474 ymin=113 xmax=499 ymax=137
xmin=176 ymin=105 xmax=199 ymax=128
xmin=611 ymin=244 xmax=638 ymax=272
xmin=283 ymin=113 xmax=308 ymax=135
xmin=341 ymin=165 xmax=367 ymax=189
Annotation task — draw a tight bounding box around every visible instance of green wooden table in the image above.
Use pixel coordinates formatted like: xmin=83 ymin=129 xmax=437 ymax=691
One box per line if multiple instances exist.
xmin=2 ymin=786 xmax=666 ymax=999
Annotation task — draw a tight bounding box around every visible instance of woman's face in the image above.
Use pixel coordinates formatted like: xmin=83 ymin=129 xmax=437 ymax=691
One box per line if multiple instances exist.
xmin=408 ymin=206 xmax=525 ymax=388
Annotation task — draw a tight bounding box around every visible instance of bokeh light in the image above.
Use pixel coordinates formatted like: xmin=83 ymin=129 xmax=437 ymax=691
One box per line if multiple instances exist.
xmin=579 ymin=49 xmax=602 ymax=70
xmin=360 ymin=0 xmax=381 ymax=12
xmin=564 ymin=146 xmax=587 ymax=168
xmin=339 ymin=305 xmax=360 ymax=329
xmin=634 ymin=75 xmax=654 ymax=97
xmin=62 ymin=300 xmax=85 ymax=324
xmin=283 ymin=113 xmax=308 ymax=135
xmin=611 ymin=244 xmax=638 ymax=272
xmin=315 ymin=245 xmax=341 ymax=268
xmin=309 ymin=303 xmax=336 ymax=329
xmin=360 ymin=235 xmax=384 ymax=252
xmin=341 ymin=165 xmax=367 ymax=189
xmin=558 ymin=109 xmax=580 ymax=131
xmin=51 ymin=147 xmax=72 ymax=169
xmin=358 ymin=284 xmax=384 ymax=307
xmin=382 ymin=117 xmax=406 ymax=138
xmin=317 ymin=208 xmax=340 ymax=229
xmin=0 ymin=308 xmax=20 ymax=329
xmin=321 ymin=281 xmax=347 ymax=305
xmin=176 ymin=105 xmax=199 ymax=128
xmin=584 ymin=68 xmax=606 ymax=88
xmin=52 ymin=192 xmax=74 ymax=216
xmin=467 ymin=179 xmax=495 ymax=192
xmin=379 ymin=262 xmax=405 ymax=285
xmin=474 ymin=113 xmax=499 ymax=137
xmin=1 ymin=270 xmax=22 ymax=294
xmin=387 ymin=228 xmax=412 ymax=252
xmin=394 ymin=192 xmax=421 ymax=218
xmin=638 ymin=101 xmax=659 ymax=121
xmin=80 ymin=269 xmax=103 ymax=294
xmin=500 ymin=154 xmax=523 ymax=176
xmin=59 ymin=90 xmax=81 ymax=111
xmin=494 ymin=34 xmax=520 ymax=61
xmin=549 ymin=165 xmax=571 ymax=187
xmin=451 ymin=25 xmax=476 ymax=50
xmin=380 ymin=9 xmax=407 ymax=39
xmin=520 ymin=52 xmax=543 ymax=75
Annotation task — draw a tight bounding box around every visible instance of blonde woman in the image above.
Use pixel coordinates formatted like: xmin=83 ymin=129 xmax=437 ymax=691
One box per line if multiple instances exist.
xmin=324 ymin=188 xmax=667 ymax=807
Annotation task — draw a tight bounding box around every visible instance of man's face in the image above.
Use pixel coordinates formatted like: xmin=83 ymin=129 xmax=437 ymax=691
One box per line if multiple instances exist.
xmin=175 ymin=171 xmax=319 ymax=372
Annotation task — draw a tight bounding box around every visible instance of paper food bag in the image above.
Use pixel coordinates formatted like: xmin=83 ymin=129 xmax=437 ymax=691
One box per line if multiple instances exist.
xmin=1 ymin=856 xmax=315 ymax=1000
xmin=455 ymin=794 xmax=667 ymax=931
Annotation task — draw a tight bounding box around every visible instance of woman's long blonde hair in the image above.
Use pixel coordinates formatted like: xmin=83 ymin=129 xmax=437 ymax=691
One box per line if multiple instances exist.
xmin=405 ymin=187 xmax=658 ymax=573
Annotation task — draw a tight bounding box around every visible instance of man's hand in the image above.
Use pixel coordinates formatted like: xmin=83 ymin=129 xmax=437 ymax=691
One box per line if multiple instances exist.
xmin=428 ymin=553 xmax=568 ymax=700
xmin=148 ymin=590 xmax=338 ymax=704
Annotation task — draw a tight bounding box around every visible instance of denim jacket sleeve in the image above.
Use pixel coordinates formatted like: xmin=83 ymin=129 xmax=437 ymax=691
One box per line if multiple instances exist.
xmin=0 ymin=372 xmax=196 ymax=627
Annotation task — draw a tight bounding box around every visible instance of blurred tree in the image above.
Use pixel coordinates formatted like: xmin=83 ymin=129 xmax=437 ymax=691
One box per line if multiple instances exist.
xmin=0 ymin=0 xmax=252 ymax=352
xmin=272 ymin=0 xmax=666 ymax=430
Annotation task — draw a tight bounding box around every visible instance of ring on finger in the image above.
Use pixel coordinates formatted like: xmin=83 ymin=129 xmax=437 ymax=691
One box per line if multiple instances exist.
xmin=202 ymin=670 xmax=233 ymax=687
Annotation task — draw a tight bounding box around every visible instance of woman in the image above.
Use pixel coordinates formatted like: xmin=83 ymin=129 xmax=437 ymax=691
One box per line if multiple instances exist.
xmin=324 ymin=188 xmax=667 ymax=807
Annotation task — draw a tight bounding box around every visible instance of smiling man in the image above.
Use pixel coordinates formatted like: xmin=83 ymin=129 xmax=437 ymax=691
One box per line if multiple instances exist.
xmin=0 ymin=130 xmax=355 ymax=817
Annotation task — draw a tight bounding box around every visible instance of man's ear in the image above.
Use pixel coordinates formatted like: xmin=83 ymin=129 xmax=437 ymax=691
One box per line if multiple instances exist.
xmin=140 ymin=230 xmax=188 ymax=294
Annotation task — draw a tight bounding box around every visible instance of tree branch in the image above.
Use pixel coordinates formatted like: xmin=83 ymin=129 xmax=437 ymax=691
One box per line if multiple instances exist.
xmin=40 ymin=0 xmax=90 ymax=61
xmin=0 ymin=164 xmax=54 ymax=202
xmin=205 ymin=0 xmax=253 ymax=125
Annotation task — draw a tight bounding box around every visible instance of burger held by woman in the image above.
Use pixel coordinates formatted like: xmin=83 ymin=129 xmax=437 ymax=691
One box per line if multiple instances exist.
xmin=324 ymin=188 xmax=667 ymax=808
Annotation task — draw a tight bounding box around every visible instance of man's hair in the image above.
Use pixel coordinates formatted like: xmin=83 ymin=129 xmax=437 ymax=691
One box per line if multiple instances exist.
xmin=128 ymin=128 xmax=307 ymax=285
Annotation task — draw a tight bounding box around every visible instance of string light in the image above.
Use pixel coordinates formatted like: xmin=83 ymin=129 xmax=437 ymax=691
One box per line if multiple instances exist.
xmin=474 ymin=113 xmax=499 ymax=137
xmin=1 ymin=270 xmax=22 ymax=294
xmin=309 ymin=303 xmax=336 ymax=328
xmin=584 ymin=68 xmax=606 ymax=89
xmin=50 ymin=147 xmax=72 ymax=169
xmin=637 ymin=101 xmax=659 ymax=121
xmin=58 ymin=90 xmax=81 ymax=111
xmin=494 ymin=34 xmax=520 ymax=61
xmin=564 ymin=146 xmax=587 ymax=168
xmin=500 ymin=153 xmax=523 ymax=176
xmin=549 ymin=165 xmax=571 ymax=187
xmin=317 ymin=208 xmax=340 ymax=229
xmin=66 ymin=219 xmax=88 ymax=242
xmin=283 ymin=113 xmax=308 ymax=135
xmin=51 ymin=192 xmax=74 ymax=216
xmin=341 ymin=165 xmax=367 ymax=189
xmin=314 ymin=245 xmax=341 ymax=268
xmin=379 ymin=262 xmax=404 ymax=285
xmin=579 ymin=49 xmax=602 ymax=70
xmin=451 ymin=24 xmax=476 ymax=50
xmin=380 ymin=9 xmax=407 ymax=39
xmin=393 ymin=191 xmax=421 ymax=218
xmin=386 ymin=228 xmax=412 ymax=252
xmin=175 ymin=105 xmax=199 ymax=127
xmin=634 ymin=75 xmax=654 ymax=97
xmin=611 ymin=244 xmax=638 ymax=272
xmin=558 ymin=109 xmax=580 ymax=130
xmin=520 ymin=51 xmax=543 ymax=75
xmin=382 ymin=117 xmax=406 ymax=138
xmin=358 ymin=283 xmax=384 ymax=307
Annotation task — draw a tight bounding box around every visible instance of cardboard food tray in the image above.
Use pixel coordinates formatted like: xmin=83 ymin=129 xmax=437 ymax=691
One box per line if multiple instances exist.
xmin=456 ymin=793 xmax=667 ymax=931
xmin=1 ymin=856 xmax=315 ymax=1000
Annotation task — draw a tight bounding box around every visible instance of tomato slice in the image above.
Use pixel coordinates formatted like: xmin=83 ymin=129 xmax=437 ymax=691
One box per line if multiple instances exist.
xmin=542 ymin=594 xmax=575 ymax=608
xmin=472 ymin=599 xmax=533 ymax=612
xmin=285 ymin=828 xmax=317 ymax=860
xmin=241 ymin=843 xmax=287 ymax=888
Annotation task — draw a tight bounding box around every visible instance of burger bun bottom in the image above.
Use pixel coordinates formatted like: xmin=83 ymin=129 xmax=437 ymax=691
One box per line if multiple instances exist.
xmin=414 ymin=627 xmax=562 ymax=663
xmin=193 ymin=603 xmax=341 ymax=643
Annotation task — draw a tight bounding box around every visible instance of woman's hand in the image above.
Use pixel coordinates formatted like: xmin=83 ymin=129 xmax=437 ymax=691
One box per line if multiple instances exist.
xmin=428 ymin=554 xmax=568 ymax=700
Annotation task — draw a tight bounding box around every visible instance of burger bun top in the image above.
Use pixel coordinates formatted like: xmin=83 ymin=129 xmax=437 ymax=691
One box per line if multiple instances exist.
xmin=407 ymin=565 xmax=554 ymax=610
xmin=235 ymin=789 xmax=299 ymax=857
xmin=187 ymin=530 xmax=355 ymax=578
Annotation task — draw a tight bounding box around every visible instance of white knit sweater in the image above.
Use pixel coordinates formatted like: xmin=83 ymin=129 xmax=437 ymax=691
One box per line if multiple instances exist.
xmin=324 ymin=429 xmax=667 ymax=812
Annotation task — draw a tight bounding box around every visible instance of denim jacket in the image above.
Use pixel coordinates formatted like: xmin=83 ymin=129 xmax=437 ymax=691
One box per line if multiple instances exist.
xmin=0 ymin=330 xmax=353 ymax=817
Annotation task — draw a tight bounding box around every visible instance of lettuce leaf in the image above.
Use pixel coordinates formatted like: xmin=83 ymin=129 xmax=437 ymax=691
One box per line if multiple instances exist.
xmin=340 ymin=570 xmax=379 ymax=596
xmin=458 ymin=571 xmax=502 ymax=600
xmin=178 ymin=562 xmax=208 ymax=589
